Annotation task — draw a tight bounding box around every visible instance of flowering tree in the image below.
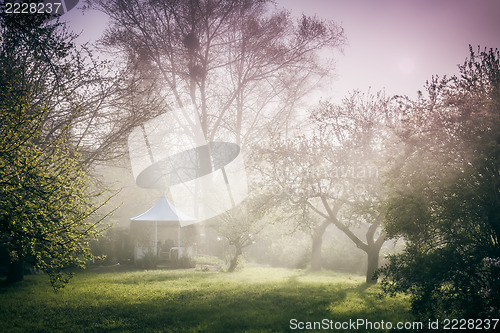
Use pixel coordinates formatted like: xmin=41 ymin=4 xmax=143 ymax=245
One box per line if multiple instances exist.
xmin=258 ymin=91 xmax=392 ymax=282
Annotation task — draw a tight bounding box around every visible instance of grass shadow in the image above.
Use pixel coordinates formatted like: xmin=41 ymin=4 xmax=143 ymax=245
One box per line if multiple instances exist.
xmin=0 ymin=268 xmax=411 ymax=332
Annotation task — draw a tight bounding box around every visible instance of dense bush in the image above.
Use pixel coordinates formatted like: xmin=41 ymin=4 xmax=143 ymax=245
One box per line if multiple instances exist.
xmin=378 ymin=46 xmax=500 ymax=319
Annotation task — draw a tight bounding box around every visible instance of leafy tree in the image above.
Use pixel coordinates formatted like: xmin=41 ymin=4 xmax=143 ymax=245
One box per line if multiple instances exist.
xmin=1 ymin=3 xmax=146 ymax=166
xmin=0 ymin=7 xmax=111 ymax=289
xmin=378 ymin=46 xmax=500 ymax=319
xmin=0 ymin=96 xmax=109 ymax=289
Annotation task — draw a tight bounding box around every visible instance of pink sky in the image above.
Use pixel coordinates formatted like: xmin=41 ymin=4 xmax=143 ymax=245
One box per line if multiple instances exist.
xmin=65 ymin=0 xmax=500 ymax=101
xmin=278 ymin=0 xmax=500 ymax=100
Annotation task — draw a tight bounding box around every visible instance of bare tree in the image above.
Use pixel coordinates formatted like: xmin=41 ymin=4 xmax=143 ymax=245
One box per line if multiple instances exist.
xmin=216 ymin=190 xmax=277 ymax=271
xmin=85 ymin=0 xmax=346 ymax=267
xmin=86 ymin=0 xmax=346 ymax=147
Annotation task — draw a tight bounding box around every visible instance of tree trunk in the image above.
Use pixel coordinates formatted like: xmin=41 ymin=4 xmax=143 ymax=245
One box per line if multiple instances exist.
xmin=228 ymin=245 xmax=242 ymax=272
xmin=7 ymin=260 xmax=24 ymax=284
xmin=366 ymin=247 xmax=380 ymax=284
xmin=310 ymin=219 xmax=331 ymax=271
xmin=310 ymin=234 xmax=323 ymax=271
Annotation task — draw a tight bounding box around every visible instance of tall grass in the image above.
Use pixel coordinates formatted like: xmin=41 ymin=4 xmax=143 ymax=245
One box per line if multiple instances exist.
xmin=0 ymin=267 xmax=411 ymax=332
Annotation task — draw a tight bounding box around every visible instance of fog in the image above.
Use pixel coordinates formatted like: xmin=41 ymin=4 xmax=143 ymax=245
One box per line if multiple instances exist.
xmin=1 ymin=1 xmax=499 ymax=329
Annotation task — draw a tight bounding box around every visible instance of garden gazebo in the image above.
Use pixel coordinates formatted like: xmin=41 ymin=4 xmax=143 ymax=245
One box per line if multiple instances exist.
xmin=130 ymin=194 xmax=196 ymax=261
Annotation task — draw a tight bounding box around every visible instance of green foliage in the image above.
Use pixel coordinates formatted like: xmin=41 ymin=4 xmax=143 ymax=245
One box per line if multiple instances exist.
xmin=0 ymin=9 xmax=109 ymax=290
xmin=379 ymin=46 xmax=500 ymax=319
xmin=0 ymin=268 xmax=411 ymax=332
xmin=90 ymin=227 xmax=133 ymax=265
xmin=0 ymin=80 xmax=107 ymax=289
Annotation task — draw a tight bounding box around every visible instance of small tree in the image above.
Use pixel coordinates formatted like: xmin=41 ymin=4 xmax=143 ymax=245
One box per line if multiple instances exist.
xmin=219 ymin=209 xmax=255 ymax=272
xmin=217 ymin=190 xmax=277 ymax=271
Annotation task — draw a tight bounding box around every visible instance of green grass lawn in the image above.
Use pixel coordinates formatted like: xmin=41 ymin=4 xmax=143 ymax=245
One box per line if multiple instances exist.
xmin=0 ymin=267 xmax=412 ymax=332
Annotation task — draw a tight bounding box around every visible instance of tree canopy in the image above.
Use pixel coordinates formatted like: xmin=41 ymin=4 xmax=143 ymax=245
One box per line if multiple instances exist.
xmin=86 ymin=0 xmax=346 ymax=147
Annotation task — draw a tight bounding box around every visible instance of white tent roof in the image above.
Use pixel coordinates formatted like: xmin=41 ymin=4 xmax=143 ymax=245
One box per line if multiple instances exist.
xmin=130 ymin=194 xmax=197 ymax=223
